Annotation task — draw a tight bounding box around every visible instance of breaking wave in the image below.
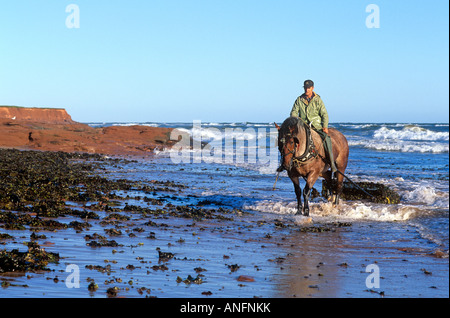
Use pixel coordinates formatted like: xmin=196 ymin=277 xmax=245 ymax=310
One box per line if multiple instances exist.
xmin=373 ymin=126 xmax=449 ymax=141
xmin=402 ymin=185 xmax=449 ymax=209
xmin=347 ymin=125 xmax=449 ymax=153
xmin=347 ymin=139 xmax=449 ymax=153
xmin=243 ymin=200 xmax=420 ymax=222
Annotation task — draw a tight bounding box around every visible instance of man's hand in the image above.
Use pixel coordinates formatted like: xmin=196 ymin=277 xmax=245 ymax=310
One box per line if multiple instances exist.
xmin=323 ymin=128 xmax=329 ymax=134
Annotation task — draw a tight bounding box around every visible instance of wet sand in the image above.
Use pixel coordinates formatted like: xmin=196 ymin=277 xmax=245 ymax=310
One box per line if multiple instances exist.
xmin=1 ymin=213 xmax=448 ymax=299
xmin=0 ymin=149 xmax=448 ymax=299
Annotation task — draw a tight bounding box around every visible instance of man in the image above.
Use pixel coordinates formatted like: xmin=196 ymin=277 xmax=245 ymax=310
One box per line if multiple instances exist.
xmin=290 ymin=79 xmax=337 ymax=173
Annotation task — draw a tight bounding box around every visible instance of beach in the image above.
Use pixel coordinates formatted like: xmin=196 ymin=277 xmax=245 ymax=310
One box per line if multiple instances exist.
xmin=1 ymin=0 xmax=448 ymax=306
xmin=0 ymin=118 xmax=448 ymax=299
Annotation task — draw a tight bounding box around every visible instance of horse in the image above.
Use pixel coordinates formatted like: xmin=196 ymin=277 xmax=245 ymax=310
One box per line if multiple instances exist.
xmin=275 ymin=117 xmax=349 ymax=216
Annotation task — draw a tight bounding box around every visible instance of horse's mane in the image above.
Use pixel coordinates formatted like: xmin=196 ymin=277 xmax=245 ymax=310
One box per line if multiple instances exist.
xmin=279 ymin=116 xmax=304 ymax=136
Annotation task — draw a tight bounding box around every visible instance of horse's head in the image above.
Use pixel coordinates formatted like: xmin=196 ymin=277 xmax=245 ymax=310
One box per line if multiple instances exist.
xmin=276 ymin=117 xmax=304 ymax=171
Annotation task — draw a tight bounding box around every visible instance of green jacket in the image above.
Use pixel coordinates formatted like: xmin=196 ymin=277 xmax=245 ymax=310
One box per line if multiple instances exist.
xmin=290 ymin=92 xmax=329 ymax=130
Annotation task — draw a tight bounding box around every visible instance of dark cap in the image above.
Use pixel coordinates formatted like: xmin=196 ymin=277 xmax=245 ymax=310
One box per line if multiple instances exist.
xmin=303 ymin=80 xmax=314 ymax=88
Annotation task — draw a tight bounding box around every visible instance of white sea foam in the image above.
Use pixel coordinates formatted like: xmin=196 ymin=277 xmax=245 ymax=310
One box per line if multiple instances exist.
xmin=242 ymin=180 xmax=448 ymax=222
xmin=347 ymin=139 xmax=449 ymax=153
xmin=402 ymin=185 xmax=449 ymax=208
xmin=244 ymin=200 xmax=297 ymax=215
xmin=243 ymin=200 xmax=420 ymax=222
xmin=341 ymin=123 xmax=378 ymax=129
xmin=373 ymin=126 xmax=449 ymax=141
xmin=102 ymin=122 xmax=160 ymax=127
xmin=86 ymin=122 xmax=106 ymax=127
xmin=341 ymin=123 xmax=449 ymax=153
xmin=191 ymin=126 xmax=267 ymax=142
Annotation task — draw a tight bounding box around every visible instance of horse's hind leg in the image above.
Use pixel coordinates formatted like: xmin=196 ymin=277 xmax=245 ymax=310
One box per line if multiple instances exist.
xmin=323 ymin=170 xmax=333 ymax=201
xmin=289 ymin=175 xmax=302 ymax=215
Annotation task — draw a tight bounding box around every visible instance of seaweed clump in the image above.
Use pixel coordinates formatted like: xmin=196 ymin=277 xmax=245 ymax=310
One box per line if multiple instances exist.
xmin=0 ymin=149 xmax=136 ymax=217
xmin=323 ymin=180 xmax=401 ymax=204
xmin=0 ymin=241 xmax=60 ymax=273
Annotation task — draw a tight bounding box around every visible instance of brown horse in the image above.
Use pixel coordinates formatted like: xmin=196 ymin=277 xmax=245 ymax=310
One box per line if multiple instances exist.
xmin=276 ymin=117 xmax=349 ymax=216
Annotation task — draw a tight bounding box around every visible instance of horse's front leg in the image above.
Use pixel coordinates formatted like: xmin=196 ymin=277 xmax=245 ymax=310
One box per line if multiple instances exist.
xmin=303 ymin=172 xmax=320 ymax=217
xmin=302 ymin=184 xmax=311 ymax=216
xmin=289 ymin=175 xmax=302 ymax=215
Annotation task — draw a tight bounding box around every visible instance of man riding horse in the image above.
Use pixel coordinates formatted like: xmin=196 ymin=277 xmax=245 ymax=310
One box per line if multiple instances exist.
xmin=276 ymin=80 xmax=349 ymax=215
xmin=288 ymin=79 xmax=337 ymax=173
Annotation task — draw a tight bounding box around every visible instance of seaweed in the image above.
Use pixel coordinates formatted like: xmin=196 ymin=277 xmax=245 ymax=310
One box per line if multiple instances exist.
xmin=323 ymin=179 xmax=401 ymax=204
xmin=0 ymin=241 xmax=59 ymax=273
xmin=176 ymin=274 xmax=203 ymax=284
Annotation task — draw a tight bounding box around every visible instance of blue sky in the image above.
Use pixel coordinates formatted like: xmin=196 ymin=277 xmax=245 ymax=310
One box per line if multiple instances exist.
xmin=0 ymin=0 xmax=448 ymax=123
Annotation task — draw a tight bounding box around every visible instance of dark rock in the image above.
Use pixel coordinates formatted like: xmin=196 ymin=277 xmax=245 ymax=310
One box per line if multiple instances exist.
xmin=323 ymin=180 xmax=401 ymax=204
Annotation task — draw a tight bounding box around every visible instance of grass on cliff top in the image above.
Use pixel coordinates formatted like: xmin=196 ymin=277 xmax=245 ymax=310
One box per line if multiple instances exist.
xmin=0 ymin=105 xmax=65 ymax=110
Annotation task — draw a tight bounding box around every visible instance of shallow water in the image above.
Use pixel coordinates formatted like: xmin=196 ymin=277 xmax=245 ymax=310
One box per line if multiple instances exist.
xmin=1 ymin=122 xmax=448 ymax=298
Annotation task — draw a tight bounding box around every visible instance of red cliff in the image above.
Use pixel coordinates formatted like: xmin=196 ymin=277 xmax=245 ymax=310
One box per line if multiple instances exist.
xmin=0 ymin=106 xmax=177 ymax=157
xmin=0 ymin=106 xmax=75 ymax=124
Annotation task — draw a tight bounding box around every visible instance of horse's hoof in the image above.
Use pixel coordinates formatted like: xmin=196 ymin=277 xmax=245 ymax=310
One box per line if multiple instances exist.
xmin=333 ymin=195 xmax=340 ymax=205
xmin=294 ymin=216 xmax=313 ymax=225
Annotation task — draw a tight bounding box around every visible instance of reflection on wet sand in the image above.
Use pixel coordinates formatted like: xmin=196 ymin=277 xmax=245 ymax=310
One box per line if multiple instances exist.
xmin=272 ymin=229 xmax=346 ymax=297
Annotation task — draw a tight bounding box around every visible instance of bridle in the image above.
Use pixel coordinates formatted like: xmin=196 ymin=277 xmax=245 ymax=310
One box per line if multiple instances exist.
xmin=279 ymin=121 xmax=318 ymax=170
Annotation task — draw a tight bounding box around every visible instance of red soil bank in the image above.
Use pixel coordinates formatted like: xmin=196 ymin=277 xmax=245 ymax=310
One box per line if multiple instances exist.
xmin=0 ymin=106 xmax=177 ymax=157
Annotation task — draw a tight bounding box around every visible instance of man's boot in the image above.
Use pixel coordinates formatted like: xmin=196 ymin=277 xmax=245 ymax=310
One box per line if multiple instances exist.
xmin=323 ymin=135 xmax=337 ymax=173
